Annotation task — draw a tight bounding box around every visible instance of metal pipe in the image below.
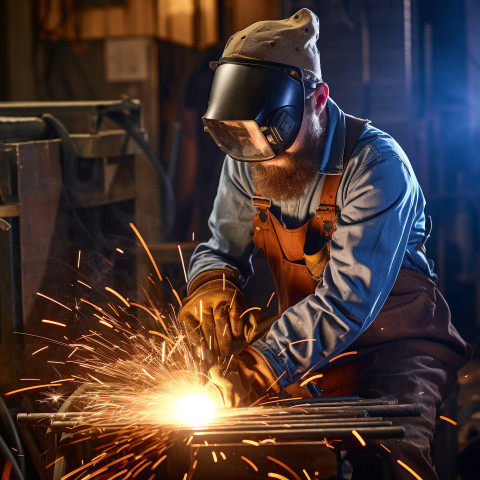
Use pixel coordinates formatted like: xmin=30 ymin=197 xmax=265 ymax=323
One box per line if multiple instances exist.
xmin=189 ymin=425 xmax=405 ymax=446
xmin=47 ymin=418 xmax=393 ymax=433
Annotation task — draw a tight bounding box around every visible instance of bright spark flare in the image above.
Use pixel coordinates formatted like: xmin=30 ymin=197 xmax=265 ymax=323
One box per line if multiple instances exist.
xmin=173 ymin=392 xmax=218 ymax=426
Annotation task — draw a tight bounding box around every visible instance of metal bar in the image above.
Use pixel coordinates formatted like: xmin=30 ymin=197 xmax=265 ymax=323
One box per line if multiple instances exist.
xmin=190 ymin=426 xmax=405 ymax=446
xmin=275 ymin=397 xmax=396 ymax=407
xmin=17 ymin=412 xmax=90 ymax=425
xmin=191 ymin=416 xmax=381 ymax=429
xmin=0 ymin=100 xmax=141 ymax=116
xmin=47 ymin=418 xmax=393 ymax=432
xmin=293 ymin=404 xmax=422 ymax=417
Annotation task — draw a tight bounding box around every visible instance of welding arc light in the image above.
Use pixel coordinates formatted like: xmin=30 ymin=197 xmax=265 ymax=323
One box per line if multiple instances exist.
xmin=173 ymin=393 xmax=218 ymax=426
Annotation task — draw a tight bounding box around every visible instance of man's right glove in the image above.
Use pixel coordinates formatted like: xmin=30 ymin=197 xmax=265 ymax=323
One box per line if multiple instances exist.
xmin=208 ymin=345 xmax=280 ymax=407
xmin=179 ymin=269 xmax=257 ymax=358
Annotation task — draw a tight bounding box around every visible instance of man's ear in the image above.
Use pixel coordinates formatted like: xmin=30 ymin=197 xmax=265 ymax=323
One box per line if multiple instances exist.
xmin=312 ymin=83 xmax=329 ymax=115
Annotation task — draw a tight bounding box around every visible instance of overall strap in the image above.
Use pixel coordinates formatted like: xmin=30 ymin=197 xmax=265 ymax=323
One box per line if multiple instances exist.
xmin=252 ymin=196 xmax=271 ymax=222
xmin=316 ymin=115 xmax=370 ymax=235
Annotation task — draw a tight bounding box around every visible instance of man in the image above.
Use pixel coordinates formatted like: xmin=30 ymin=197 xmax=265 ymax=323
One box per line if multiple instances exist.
xmin=179 ymin=8 xmax=471 ymax=479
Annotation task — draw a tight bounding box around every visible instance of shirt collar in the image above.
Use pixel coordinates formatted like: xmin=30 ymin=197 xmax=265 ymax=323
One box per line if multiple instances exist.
xmin=317 ymin=97 xmax=346 ymax=174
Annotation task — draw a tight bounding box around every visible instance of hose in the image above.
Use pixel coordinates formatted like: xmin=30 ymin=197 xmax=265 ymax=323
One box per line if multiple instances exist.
xmin=0 ymin=434 xmax=25 ymax=480
xmin=0 ymin=397 xmax=26 ymax=478
xmin=104 ymin=110 xmax=176 ymax=239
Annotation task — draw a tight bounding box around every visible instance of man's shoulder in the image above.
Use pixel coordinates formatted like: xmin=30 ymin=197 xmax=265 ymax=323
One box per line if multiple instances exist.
xmin=353 ymin=123 xmax=412 ymax=172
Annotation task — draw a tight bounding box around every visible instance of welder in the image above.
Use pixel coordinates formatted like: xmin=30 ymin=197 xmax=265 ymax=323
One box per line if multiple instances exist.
xmin=178 ymin=8 xmax=471 ymax=479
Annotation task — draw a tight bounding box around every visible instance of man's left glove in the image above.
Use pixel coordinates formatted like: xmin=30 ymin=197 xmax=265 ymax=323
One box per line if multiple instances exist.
xmin=208 ymin=345 xmax=280 ymax=407
xmin=179 ymin=269 xmax=257 ymax=358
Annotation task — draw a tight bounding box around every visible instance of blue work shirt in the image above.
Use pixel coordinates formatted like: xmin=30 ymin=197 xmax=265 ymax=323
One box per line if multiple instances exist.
xmin=188 ymin=98 xmax=435 ymax=389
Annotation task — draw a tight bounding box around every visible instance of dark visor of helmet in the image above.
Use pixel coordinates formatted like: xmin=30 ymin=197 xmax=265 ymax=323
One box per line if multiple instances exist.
xmin=202 ymin=60 xmax=308 ymax=161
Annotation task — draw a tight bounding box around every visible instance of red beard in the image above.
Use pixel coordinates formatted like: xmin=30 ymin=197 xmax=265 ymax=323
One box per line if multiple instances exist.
xmin=248 ymin=150 xmax=319 ymax=201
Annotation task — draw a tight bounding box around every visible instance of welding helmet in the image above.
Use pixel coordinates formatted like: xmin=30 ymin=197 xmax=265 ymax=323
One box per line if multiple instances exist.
xmin=202 ymin=58 xmax=319 ymax=162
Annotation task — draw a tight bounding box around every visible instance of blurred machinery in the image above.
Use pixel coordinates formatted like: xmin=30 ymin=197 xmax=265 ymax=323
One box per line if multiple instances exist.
xmin=0 ymin=100 xmax=177 ymax=479
xmin=0 ymin=100 xmax=149 ymax=387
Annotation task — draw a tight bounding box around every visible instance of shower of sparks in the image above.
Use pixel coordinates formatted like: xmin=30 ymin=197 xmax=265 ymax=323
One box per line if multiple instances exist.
xmin=16 ymin=230 xmax=287 ymax=480
xmin=16 ymin=271 xmax=232 ymax=478
xmin=439 ymin=415 xmax=458 ymax=426
xmin=352 ymin=430 xmax=366 ymax=446
xmin=397 ymin=459 xmax=423 ymax=480
xmin=328 ymin=350 xmax=358 ymax=363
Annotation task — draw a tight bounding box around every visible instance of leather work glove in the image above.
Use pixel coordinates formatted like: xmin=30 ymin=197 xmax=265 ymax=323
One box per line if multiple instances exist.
xmin=179 ymin=269 xmax=257 ymax=359
xmin=208 ymin=345 xmax=280 ymax=407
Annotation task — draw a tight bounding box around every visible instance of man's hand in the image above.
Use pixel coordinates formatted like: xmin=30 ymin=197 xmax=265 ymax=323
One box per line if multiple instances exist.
xmin=208 ymin=345 xmax=280 ymax=407
xmin=179 ymin=270 xmax=257 ymax=358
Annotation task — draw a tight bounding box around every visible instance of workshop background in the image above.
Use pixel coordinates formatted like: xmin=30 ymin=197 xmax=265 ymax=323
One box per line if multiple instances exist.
xmin=0 ymin=0 xmax=479 ymax=479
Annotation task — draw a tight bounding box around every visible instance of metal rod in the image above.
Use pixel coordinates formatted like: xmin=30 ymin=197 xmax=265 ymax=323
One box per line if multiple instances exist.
xmin=190 ymin=425 xmax=405 ymax=446
xmin=47 ymin=418 xmax=393 ymax=433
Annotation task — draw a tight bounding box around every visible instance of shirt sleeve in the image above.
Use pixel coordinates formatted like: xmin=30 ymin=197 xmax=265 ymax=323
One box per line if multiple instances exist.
xmin=253 ymin=151 xmax=419 ymax=387
xmin=187 ymin=156 xmax=258 ymax=286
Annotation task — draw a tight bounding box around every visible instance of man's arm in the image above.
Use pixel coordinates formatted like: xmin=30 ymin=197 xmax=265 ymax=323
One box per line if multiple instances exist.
xmin=187 ymin=156 xmax=257 ymax=288
xmin=179 ymin=157 xmax=258 ymax=357
xmin=253 ymin=152 xmax=419 ymax=387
